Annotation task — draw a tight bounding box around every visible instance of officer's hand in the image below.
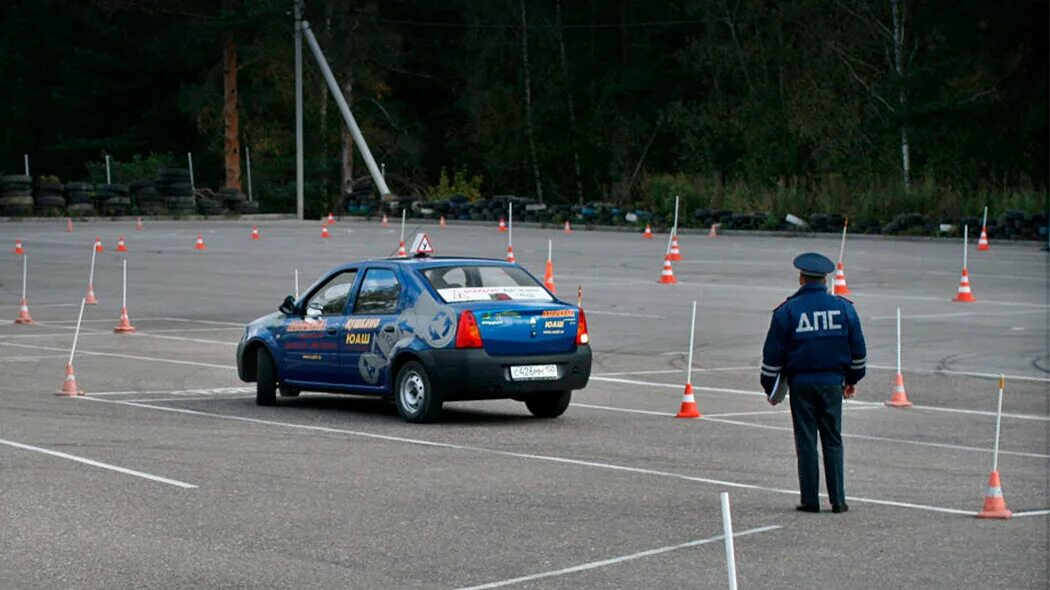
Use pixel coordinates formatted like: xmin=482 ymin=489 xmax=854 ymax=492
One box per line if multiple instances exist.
xmin=843 ymin=384 xmax=856 ymax=399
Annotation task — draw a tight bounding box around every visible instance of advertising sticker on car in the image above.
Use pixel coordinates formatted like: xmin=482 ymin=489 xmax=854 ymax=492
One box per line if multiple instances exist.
xmin=510 ymin=364 xmax=559 ymax=381
xmin=438 ymin=286 xmax=552 ymax=303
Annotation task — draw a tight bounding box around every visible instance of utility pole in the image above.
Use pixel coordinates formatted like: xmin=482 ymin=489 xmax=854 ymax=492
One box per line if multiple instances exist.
xmin=294 ymin=0 xmax=305 ymax=220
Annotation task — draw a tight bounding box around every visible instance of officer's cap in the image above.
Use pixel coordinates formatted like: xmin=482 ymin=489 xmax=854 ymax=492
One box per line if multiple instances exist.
xmin=793 ymin=252 xmax=835 ymax=277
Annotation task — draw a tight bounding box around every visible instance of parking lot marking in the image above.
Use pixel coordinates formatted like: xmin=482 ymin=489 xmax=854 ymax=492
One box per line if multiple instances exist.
xmin=0 ymin=437 xmax=197 ymax=489
xmin=586 ymin=309 xmax=665 ymax=319
xmin=14 ymin=321 xmax=238 ymax=347
xmin=453 ymin=525 xmax=782 ymax=590
xmin=1012 ymin=509 xmax=1050 ymax=518
xmin=594 ymin=366 xmax=755 ymax=376
xmin=0 ymin=341 xmax=238 ymax=370
xmin=596 ymin=364 xmax=1050 ymax=383
xmin=78 ymin=397 xmax=983 ymax=516
xmin=869 ymin=309 xmax=1046 ymax=321
xmin=575 ymin=402 xmax=797 ymax=418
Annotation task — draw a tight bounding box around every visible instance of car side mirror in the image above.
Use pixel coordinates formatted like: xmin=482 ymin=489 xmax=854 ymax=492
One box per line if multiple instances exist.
xmin=279 ymin=295 xmax=297 ymax=316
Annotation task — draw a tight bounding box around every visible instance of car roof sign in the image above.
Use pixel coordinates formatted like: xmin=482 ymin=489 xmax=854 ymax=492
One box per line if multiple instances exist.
xmin=411 ymin=232 xmax=434 ymax=257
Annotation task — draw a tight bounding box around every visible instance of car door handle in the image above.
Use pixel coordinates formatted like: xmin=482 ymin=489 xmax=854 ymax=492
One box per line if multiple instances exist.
xmin=326 ymin=327 xmax=337 ymax=335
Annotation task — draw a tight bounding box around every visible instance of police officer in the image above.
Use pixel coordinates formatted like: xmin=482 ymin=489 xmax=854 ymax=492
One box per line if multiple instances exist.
xmin=760 ymin=252 xmax=867 ymax=514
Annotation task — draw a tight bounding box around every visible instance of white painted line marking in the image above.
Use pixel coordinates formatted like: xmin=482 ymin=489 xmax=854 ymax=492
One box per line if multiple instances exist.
xmin=453 ymin=525 xmax=782 ymax=590
xmin=586 ymin=309 xmax=664 ymax=319
xmin=0 ymin=342 xmax=237 ymax=370
xmin=119 ymin=395 xmax=253 ymax=403
xmin=867 ymin=364 xmax=1050 ymax=384
xmin=84 ymin=387 xmax=253 ymax=397
xmin=0 ymin=354 xmax=68 ymax=362
xmin=575 ymin=402 xmax=802 ymax=418
xmin=154 ymin=317 xmax=247 ymax=327
xmin=869 ymin=309 xmax=1046 ymax=321
xmin=1012 ymin=509 xmax=1050 ymax=518
xmin=0 ymin=437 xmax=197 ymax=489
xmin=79 ymin=397 xmax=980 ymax=516
xmin=0 ymin=302 xmax=79 ymax=309
xmin=594 ymin=366 xmax=754 ymax=377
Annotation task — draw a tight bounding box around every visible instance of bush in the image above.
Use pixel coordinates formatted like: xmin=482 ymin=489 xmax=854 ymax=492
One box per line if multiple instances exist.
xmin=429 ymin=166 xmax=483 ymax=202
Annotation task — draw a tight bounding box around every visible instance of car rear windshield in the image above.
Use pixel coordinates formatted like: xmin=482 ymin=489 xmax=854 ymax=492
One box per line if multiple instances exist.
xmin=422 ymin=264 xmax=554 ymax=303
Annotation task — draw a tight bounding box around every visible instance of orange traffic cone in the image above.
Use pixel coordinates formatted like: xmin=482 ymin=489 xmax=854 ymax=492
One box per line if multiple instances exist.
xmin=251 ymin=225 xmax=260 ymax=240
xmin=136 ymin=217 xmax=144 ymax=231
xmin=94 ymin=237 xmax=104 ymax=253
xmin=321 ymin=225 xmax=330 ymax=239
xmin=658 ymin=254 xmax=678 ymax=284
xmin=643 ymin=224 xmax=653 ymax=239
xmin=976 ymin=470 xmax=1012 ymax=519
xmin=885 ymin=372 xmax=913 ymax=408
xmin=506 ymin=245 xmax=516 ymax=263
xmin=195 ymin=233 xmax=207 ymax=250
xmin=563 ymin=220 xmax=572 ymax=234
xmin=668 ymin=234 xmax=682 ymax=261
xmin=833 ymin=263 xmax=851 ymax=295
xmin=953 ymin=268 xmax=976 ymax=302
xmin=14 ymin=298 xmax=33 ymax=324
xmin=709 ymin=223 xmax=719 ymax=238
xmin=977 ymin=227 xmax=990 ymax=251
xmin=498 ymin=217 xmax=508 ymax=232
xmin=58 ymin=363 xmax=83 ymax=396
xmin=676 ymin=383 xmax=701 ymax=418
xmin=114 ymin=307 xmax=136 ymax=333
xmin=65 ymin=218 xmax=74 ymax=232
xmin=14 ymin=240 xmax=24 ymax=255
xmin=544 ymin=259 xmax=556 ymax=294
xmin=85 ymin=283 xmax=98 ymax=305
xmin=397 ymin=240 xmax=407 ymax=257
xmin=440 ymin=216 xmax=447 ymax=230
xmin=116 ymin=236 xmax=128 ymax=252
xmin=382 ymin=213 xmax=390 ymax=227
xmin=327 ymin=212 xmax=336 ymax=224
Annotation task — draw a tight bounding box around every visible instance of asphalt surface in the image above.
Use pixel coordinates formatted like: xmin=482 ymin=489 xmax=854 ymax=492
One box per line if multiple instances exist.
xmin=0 ymin=217 xmax=1047 ymax=589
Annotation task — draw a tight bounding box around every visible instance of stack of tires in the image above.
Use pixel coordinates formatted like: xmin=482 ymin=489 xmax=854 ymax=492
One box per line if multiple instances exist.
xmin=66 ymin=182 xmax=95 ymax=216
xmin=1 ymin=175 xmax=34 ymax=216
xmin=96 ymin=184 xmax=130 ymax=216
xmin=157 ymin=168 xmax=195 ymax=215
xmin=197 ymin=192 xmax=226 ymax=216
xmin=131 ymin=180 xmax=164 ymax=214
xmin=34 ymin=179 xmax=66 ymax=215
xmin=219 ymin=187 xmax=258 ymax=214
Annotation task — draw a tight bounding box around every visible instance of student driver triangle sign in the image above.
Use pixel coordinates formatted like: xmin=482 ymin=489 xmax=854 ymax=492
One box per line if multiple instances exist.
xmin=411 ymin=232 xmax=434 ymax=256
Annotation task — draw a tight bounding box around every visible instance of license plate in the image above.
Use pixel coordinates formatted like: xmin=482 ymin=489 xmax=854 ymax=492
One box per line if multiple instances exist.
xmin=509 ymin=364 xmax=559 ymax=381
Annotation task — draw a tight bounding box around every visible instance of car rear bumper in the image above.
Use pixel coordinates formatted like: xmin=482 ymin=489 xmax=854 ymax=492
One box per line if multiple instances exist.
xmin=417 ymin=346 xmax=591 ymax=401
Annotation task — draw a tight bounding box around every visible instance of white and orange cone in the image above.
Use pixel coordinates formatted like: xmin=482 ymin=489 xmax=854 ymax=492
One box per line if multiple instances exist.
xmin=668 ymin=234 xmax=682 ymax=261
xmin=85 ymin=284 xmax=98 ymax=305
xmin=563 ymin=220 xmax=572 ymax=234
xmin=676 ymin=383 xmax=701 ymax=418
xmin=397 ymin=240 xmax=407 ymax=257
xmin=382 ymin=213 xmax=390 ymax=227
xmin=643 ymin=224 xmax=653 ymax=239
xmin=885 ymin=372 xmax=912 ymax=408
xmin=658 ymin=254 xmax=678 ymax=284
xmin=709 ymin=223 xmax=719 ymax=238
xmin=195 ymin=233 xmax=207 ymax=250
xmin=58 ymin=363 xmax=83 ymax=396
xmin=14 ymin=240 xmax=24 ymax=255
xmin=321 ymin=225 xmax=330 ymax=239
xmin=440 ymin=215 xmax=447 ymax=230
xmin=833 ymin=262 xmax=851 ymax=295
xmin=327 ymin=212 xmax=336 ymax=224
xmin=94 ymin=237 xmax=104 ymax=253
xmin=953 ymin=268 xmax=976 ymax=302
xmin=136 ymin=217 xmax=144 ymax=231
xmin=977 ymin=470 xmax=1012 ymax=519
xmin=14 ymin=298 xmax=33 ymax=324
xmin=251 ymin=225 xmax=260 ymax=240
xmin=116 ymin=236 xmax=128 ymax=253
xmin=65 ymin=218 xmax=74 ymax=232
xmin=544 ymin=240 xmax=556 ymax=293
xmin=977 ymin=227 xmax=990 ymax=251
xmin=498 ymin=217 xmax=508 ymax=232
xmin=114 ymin=307 xmax=135 ymax=333
xmin=506 ymin=245 xmax=516 ymax=264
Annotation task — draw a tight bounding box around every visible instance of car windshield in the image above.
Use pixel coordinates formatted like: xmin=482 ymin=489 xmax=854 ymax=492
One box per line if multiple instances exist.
xmin=422 ymin=264 xmax=554 ymax=303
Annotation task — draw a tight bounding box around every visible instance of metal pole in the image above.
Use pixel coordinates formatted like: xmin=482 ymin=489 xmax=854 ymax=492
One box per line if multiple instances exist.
xmin=686 ymin=300 xmax=697 ymax=383
xmin=24 ymin=154 xmax=29 ymax=176
xmin=981 ymin=206 xmax=988 ymax=229
xmin=300 ymin=20 xmax=392 ymax=197
xmin=187 ymin=152 xmax=195 ymax=193
xmin=294 ymin=1 xmax=305 ymax=220
xmin=993 ymin=375 xmax=1004 ymax=472
xmin=672 ymin=195 xmax=680 ymax=234
xmin=105 ymin=154 xmax=112 ymax=184
xmin=509 ymin=202 xmax=513 ymax=247
xmin=838 ymin=219 xmax=848 ymax=264
xmin=245 ymin=146 xmax=254 ymax=201
xmin=68 ymin=298 xmax=86 ymax=366
xmin=22 ymin=254 xmax=28 ymax=299
xmin=896 ymin=307 xmax=902 ymax=374
xmin=88 ymin=246 xmax=97 ymax=288
xmin=122 ymin=259 xmax=128 ymax=309
xmin=381 ymin=162 xmax=386 ymax=180
xmin=720 ymin=492 xmax=739 ymax=590
xmin=963 ymin=224 xmax=968 ymax=269
xmin=400 ymin=209 xmax=406 ymax=243
xmin=294 ymin=269 xmax=300 ymax=299
xmin=548 ymin=239 xmax=552 ymax=262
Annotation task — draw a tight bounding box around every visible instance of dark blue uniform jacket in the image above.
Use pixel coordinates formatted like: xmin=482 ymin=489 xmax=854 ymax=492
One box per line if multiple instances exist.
xmin=761 ymin=283 xmax=867 ymax=393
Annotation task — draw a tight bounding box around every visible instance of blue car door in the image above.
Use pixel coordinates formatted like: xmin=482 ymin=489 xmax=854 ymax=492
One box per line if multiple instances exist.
xmin=278 ymin=269 xmax=358 ymax=386
xmin=341 ymin=267 xmax=404 ymax=392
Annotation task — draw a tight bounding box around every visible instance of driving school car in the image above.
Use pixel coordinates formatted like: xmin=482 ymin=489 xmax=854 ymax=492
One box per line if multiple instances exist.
xmin=236 ymin=247 xmax=591 ymax=423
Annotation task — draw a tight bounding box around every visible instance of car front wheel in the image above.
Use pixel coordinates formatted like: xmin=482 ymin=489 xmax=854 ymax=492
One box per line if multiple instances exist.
xmin=256 ymin=348 xmax=277 ymax=406
xmin=395 ymin=361 xmax=443 ymax=423
xmin=525 ymin=391 xmax=571 ymax=418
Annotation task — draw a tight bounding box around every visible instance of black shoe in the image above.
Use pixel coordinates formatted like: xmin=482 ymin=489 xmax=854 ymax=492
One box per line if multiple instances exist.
xmin=832 ymin=504 xmax=849 ymax=513
xmin=796 ymin=504 xmax=820 ymax=513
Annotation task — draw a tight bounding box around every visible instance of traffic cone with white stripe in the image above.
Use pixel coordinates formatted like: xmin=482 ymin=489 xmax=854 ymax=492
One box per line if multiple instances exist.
xmin=195 ymin=233 xmax=206 ymax=250
xmin=116 ymin=236 xmax=128 ymax=252
xmin=14 ymin=240 xmax=24 ymax=255
xmin=676 ymin=383 xmax=701 ymax=418
xmin=643 ymin=224 xmax=653 ymax=239
xmin=397 ymin=241 xmax=407 ymax=257
xmin=382 ymin=213 xmax=390 ymax=227
xmin=668 ymin=234 xmax=682 ymax=261
xmin=708 ymin=223 xmax=719 ymax=238
xmin=114 ymin=306 xmax=135 ymax=333
xmin=953 ymin=268 xmax=976 ymax=302
xmin=85 ymin=283 xmax=98 ymax=305
xmin=544 ymin=260 xmax=556 ymax=294
xmin=440 ymin=215 xmax=447 ymax=229
xmin=65 ymin=218 xmax=74 ymax=232
xmin=58 ymin=363 xmax=82 ymax=396
xmin=321 ymin=225 xmax=330 ymax=239
xmin=976 ymin=470 xmax=1012 ymax=519
xmin=563 ymin=220 xmax=572 ymax=234
xmin=977 ymin=227 xmax=990 ymax=251
xmin=251 ymin=225 xmax=260 ymax=240
xmin=885 ymin=372 xmax=912 ymax=408
xmin=833 ymin=263 xmax=851 ymax=295
xmin=14 ymin=298 xmax=33 ymax=324
xmin=327 ymin=212 xmax=336 ymax=224
xmin=506 ymin=245 xmax=516 ymax=264
xmin=94 ymin=237 xmax=104 ymax=253
xmin=136 ymin=217 xmax=144 ymax=231
xmin=498 ymin=217 xmax=508 ymax=232
xmin=658 ymin=254 xmax=678 ymax=284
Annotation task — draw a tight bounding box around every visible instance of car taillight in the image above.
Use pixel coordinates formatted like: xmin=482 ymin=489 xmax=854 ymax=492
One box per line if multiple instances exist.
xmin=455 ymin=310 xmax=484 ymax=348
xmin=576 ymin=308 xmax=589 ymax=345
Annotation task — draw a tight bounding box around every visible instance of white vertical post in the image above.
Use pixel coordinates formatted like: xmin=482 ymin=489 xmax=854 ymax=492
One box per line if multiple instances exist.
xmin=838 ymin=220 xmax=848 ymax=264
xmin=400 ymin=209 xmax=406 ymax=243
xmin=68 ymin=298 xmax=86 ymax=366
xmin=686 ymin=300 xmax=697 ymax=383
xmin=294 ymin=1 xmax=304 ymax=220
xmin=381 ymin=162 xmax=386 ymax=179
xmin=896 ymin=307 xmax=902 ymax=375
xmin=963 ymin=225 xmax=968 ymax=269
xmin=720 ymin=492 xmax=738 ymax=590
xmin=105 ymin=154 xmax=112 ymax=184
xmin=24 ymin=154 xmax=30 ymax=176
xmin=122 ymin=259 xmax=128 ymax=309
xmin=672 ymin=194 xmax=680 ymax=234
xmin=294 ymin=269 xmax=300 ymax=299
xmin=245 ymin=146 xmax=254 ymax=201
xmin=981 ymin=206 xmax=988 ymax=229
xmin=187 ymin=152 xmax=195 ymax=193
xmin=21 ymin=255 xmax=28 ymax=300
xmin=548 ymin=239 xmax=552 ymax=262
xmin=509 ymin=202 xmax=514 ymax=247
xmin=992 ymin=375 xmax=1004 ymax=473
xmin=88 ymin=246 xmax=97 ymax=287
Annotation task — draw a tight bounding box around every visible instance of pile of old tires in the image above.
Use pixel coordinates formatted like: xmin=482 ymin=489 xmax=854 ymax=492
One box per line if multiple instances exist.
xmin=96 ymin=183 xmax=130 ymax=216
xmin=34 ymin=179 xmax=66 ymax=215
xmin=65 ymin=182 xmax=95 ymax=216
xmin=157 ymin=168 xmax=195 ymax=215
xmin=1 ymin=175 xmax=34 ymax=216
xmin=132 ymin=180 xmax=164 ymax=214
xmin=219 ymin=187 xmax=259 ymax=214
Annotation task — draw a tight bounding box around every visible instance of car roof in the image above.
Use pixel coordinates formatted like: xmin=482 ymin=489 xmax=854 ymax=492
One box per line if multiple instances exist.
xmin=328 ymin=256 xmax=515 ymax=273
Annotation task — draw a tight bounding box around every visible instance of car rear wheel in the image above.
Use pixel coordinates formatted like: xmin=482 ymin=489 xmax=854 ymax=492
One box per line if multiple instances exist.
xmin=256 ymin=348 xmax=277 ymax=406
xmin=395 ymin=361 xmax=442 ymax=423
xmin=525 ymin=391 xmax=571 ymax=418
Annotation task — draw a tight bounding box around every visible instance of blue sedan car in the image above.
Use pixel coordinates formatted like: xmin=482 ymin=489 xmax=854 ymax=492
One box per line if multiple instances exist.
xmin=236 ymin=254 xmax=591 ymax=422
